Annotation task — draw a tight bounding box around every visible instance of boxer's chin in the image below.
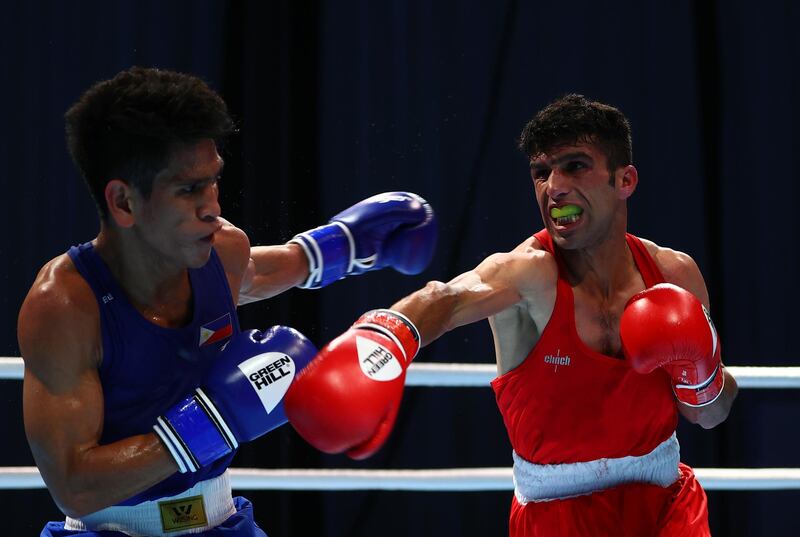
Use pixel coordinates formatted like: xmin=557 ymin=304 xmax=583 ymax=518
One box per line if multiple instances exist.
xmin=185 ymin=239 xmax=214 ymax=268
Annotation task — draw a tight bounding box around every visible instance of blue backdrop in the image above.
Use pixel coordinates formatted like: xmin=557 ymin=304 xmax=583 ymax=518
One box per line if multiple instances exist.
xmin=2 ymin=0 xmax=798 ymax=535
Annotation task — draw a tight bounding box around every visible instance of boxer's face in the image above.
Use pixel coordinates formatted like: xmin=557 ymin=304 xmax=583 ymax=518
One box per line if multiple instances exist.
xmin=133 ymin=139 xmax=224 ymax=268
xmin=530 ymin=142 xmax=633 ymax=250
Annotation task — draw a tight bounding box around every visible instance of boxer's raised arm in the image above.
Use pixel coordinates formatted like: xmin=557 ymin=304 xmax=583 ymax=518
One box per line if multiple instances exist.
xmin=224 ymin=192 xmax=438 ymax=305
xmin=212 ymin=220 xmax=308 ymax=305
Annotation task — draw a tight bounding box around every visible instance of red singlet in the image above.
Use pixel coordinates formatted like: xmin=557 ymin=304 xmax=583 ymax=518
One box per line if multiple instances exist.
xmin=490 ymin=229 xmax=710 ymax=537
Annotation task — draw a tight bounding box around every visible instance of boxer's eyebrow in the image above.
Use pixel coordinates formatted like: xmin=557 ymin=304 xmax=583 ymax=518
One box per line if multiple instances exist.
xmin=545 ymin=151 xmax=593 ymax=167
xmin=532 ymin=151 xmax=593 ymax=171
xmin=530 ymin=160 xmax=547 ymax=171
xmin=174 ymin=159 xmax=225 ymax=183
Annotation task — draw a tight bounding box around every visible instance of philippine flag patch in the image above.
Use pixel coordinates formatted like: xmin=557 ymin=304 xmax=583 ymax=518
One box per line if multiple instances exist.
xmin=199 ymin=313 xmax=233 ymax=347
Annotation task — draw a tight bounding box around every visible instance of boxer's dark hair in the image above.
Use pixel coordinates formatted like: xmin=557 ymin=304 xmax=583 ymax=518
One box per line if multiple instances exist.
xmin=65 ymin=66 xmax=235 ymax=220
xmin=518 ymin=94 xmax=632 ymax=173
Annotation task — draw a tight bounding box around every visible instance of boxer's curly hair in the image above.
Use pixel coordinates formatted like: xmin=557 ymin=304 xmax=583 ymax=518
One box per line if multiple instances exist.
xmin=65 ymin=66 xmax=235 ymax=220
xmin=518 ymin=94 xmax=632 ymax=173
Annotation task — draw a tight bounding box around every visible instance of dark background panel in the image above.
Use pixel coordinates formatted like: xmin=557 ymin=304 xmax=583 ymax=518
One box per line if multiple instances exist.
xmin=1 ymin=0 xmax=798 ymax=535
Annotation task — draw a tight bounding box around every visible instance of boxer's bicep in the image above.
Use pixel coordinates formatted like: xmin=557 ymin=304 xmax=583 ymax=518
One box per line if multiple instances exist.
xmin=18 ymin=287 xmax=105 ymax=504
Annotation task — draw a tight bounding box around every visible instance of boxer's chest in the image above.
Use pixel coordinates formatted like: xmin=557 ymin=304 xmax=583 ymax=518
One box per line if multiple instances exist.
xmin=571 ymin=282 xmax=643 ymax=358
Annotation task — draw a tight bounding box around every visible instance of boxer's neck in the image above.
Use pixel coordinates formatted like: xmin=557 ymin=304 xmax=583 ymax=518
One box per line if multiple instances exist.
xmin=93 ymin=229 xmax=193 ymax=324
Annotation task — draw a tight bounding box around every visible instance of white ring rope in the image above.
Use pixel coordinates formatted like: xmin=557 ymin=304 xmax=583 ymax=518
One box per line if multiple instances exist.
xmin=3 ymin=357 xmax=799 ymax=492
xmin=2 ymin=358 xmax=799 ymax=388
xmin=2 ymin=466 xmax=800 ymax=491
xmin=0 ymin=358 xmax=23 ymax=380
xmin=406 ymin=364 xmax=800 ymax=389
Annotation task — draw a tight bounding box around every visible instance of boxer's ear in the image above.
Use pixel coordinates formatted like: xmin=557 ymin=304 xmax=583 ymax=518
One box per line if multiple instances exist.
xmin=105 ymin=179 xmax=135 ymax=228
xmin=616 ymin=165 xmax=638 ymax=200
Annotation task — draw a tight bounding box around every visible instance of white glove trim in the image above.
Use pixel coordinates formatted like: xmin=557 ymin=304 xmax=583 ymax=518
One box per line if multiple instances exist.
xmin=153 ymin=418 xmax=196 ymax=473
xmin=352 ymin=253 xmax=377 ymax=271
xmin=702 ymin=304 xmax=719 ymax=357
xmin=288 ymin=234 xmax=322 ymax=288
xmin=331 ymin=221 xmax=357 ymax=273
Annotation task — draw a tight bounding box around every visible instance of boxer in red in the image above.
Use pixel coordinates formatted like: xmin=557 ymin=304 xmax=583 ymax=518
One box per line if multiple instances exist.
xmin=285 ymin=94 xmax=738 ymax=536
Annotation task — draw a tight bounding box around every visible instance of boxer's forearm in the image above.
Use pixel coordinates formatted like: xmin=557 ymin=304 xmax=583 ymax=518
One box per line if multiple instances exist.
xmin=239 ymin=243 xmax=309 ymax=304
xmin=38 ymin=433 xmax=176 ymax=518
xmin=391 ymin=282 xmax=460 ymax=348
xmin=392 ymin=272 xmax=521 ymax=349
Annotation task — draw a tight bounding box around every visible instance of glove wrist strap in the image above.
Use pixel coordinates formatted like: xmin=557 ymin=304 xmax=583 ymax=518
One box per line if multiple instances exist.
xmin=355 ymin=309 xmax=421 ymax=363
xmin=153 ymin=390 xmax=236 ymax=473
xmin=673 ymin=363 xmax=725 ymax=407
xmin=288 ymin=222 xmax=354 ymax=288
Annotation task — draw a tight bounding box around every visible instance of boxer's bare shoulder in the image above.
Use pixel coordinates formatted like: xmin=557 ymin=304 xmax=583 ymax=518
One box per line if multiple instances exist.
xmin=18 ymin=252 xmax=101 ymax=377
xmin=211 ymin=218 xmax=251 ymax=303
xmin=489 ymin=235 xmax=559 ymax=375
xmin=637 ymin=237 xmax=709 ymax=307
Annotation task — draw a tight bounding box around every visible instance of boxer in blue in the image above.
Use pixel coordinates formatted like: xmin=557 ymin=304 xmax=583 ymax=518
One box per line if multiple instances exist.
xmin=17 ymin=67 xmax=437 ymax=536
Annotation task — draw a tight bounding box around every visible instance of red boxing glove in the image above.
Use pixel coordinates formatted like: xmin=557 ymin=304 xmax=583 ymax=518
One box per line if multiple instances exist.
xmin=620 ymin=283 xmax=724 ymax=407
xmin=284 ymin=309 xmax=420 ymax=459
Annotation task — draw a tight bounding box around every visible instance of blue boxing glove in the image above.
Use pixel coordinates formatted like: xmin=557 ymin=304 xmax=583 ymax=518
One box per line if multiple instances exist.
xmin=153 ymin=326 xmax=316 ymax=473
xmin=289 ymin=192 xmax=437 ymax=288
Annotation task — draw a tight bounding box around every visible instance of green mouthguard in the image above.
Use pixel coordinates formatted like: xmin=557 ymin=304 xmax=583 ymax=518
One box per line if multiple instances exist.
xmin=550 ymin=205 xmax=583 ymax=219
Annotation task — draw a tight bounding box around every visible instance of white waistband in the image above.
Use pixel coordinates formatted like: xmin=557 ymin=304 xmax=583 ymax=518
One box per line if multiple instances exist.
xmin=513 ymin=432 xmax=681 ymax=504
xmin=64 ymin=471 xmax=236 ymax=537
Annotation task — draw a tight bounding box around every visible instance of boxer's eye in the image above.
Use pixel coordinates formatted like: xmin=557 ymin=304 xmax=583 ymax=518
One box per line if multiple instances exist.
xmin=564 ymin=160 xmax=587 ymax=173
xmin=179 ymin=183 xmax=201 ymax=195
xmin=178 ymin=177 xmax=218 ymax=195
